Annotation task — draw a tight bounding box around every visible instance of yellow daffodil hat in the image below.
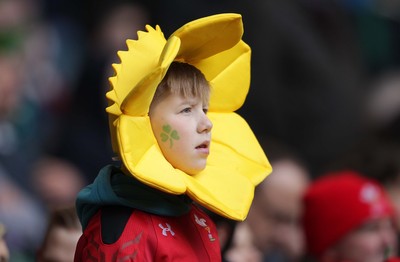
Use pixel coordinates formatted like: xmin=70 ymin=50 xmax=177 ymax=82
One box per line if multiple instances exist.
xmin=106 ymin=13 xmax=272 ymax=221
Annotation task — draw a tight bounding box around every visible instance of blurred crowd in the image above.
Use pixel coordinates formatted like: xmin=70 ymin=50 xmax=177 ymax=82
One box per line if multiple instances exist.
xmin=0 ymin=0 xmax=399 ymax=261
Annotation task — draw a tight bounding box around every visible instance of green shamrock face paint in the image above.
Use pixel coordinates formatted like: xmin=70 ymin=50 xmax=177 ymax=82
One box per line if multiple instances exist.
xmin=160 ymin=124 xmax=180 ymax=148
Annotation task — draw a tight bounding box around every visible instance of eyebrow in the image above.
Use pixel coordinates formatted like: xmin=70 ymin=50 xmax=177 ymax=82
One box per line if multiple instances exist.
xmin=178 ymin=96 xmax=202 ymax=105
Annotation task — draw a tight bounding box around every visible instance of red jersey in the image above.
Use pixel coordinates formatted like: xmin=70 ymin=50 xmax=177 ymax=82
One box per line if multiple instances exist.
xmin=74 ymin=204 xmax=221 ymax=261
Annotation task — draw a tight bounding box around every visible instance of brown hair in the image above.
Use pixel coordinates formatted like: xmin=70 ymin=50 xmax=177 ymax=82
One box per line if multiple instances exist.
xmin=150 ymin=61 xmax=211 ymax=109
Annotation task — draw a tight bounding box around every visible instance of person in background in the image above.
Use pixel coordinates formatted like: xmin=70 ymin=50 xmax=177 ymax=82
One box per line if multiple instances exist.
xmin=226 ymin=138 xmax=310 ymax=262
xmin=302 ymin=170 xmax=399 ymax=262
xmin=327 ymin=137 xmax=400 ymax=257
xmin=36 ymin=206 xmax=81 ymax=262
xmin=225 ymin=221 xmax=264 ymax=262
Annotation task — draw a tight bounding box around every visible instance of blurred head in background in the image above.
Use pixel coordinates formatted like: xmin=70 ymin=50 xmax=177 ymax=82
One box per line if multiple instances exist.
xmin=36 ymin=206 xmax=81 ymax=262
xmin=302 ymin=170 xmax=397 ymax=262
xmin=245 ymin=138 xmax=310 ymax=261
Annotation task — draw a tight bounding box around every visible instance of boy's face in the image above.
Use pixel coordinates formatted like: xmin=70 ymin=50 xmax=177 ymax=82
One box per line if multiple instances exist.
xmin=149 ymin=92 xmax=212 ymax=175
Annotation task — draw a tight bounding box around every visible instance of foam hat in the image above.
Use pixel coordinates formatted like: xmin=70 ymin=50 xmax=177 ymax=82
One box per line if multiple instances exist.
xmin=106 ymin=13 xmax=272 ymax=221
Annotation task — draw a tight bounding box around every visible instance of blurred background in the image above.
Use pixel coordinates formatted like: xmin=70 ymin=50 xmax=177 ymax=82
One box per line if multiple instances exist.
xmin=0 ymin=0 xmax=399 ymax=260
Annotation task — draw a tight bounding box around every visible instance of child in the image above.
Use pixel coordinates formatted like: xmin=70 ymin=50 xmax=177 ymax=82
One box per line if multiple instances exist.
xmin=74 ymin=13 xmax=271 ymax=261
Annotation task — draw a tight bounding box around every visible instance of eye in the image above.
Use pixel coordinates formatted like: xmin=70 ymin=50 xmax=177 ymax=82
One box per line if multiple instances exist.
xmin=181 ymin=107 xmax=192 ymax=113
xmin=203 ymin=108 xmax=208 ymax=114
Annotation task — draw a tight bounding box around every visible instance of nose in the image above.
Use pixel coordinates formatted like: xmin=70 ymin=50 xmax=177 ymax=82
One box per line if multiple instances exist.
xmin=198 ymin=113 xmax=213 ymax=133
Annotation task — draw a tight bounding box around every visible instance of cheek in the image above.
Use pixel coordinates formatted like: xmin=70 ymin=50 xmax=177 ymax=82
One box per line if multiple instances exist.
xmin=161 ymin=121 xmax=193 ymax=149
xmin=153 ymin=123 xmax=186 ymax=161
xmin=339 ymin=233 xmax=383 ymax=257
xmin=151 ymin=116 xmax=175 ymax=148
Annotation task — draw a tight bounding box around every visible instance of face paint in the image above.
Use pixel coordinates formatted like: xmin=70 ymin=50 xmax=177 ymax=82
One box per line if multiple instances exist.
xmin=160 ymin=124 xmax=180 ymax=148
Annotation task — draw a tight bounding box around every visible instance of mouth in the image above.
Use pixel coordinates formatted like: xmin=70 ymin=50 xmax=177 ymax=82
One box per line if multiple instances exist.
xmin=196 ymin=141 xmax=209 ymax=149
xmin=195 ymin=141 xmax=210 ymax=154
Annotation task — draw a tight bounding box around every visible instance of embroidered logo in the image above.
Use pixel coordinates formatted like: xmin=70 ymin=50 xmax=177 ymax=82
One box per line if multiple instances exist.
xmin=360 ymin=183 xmax=386 ymax=216
xmin=194 ymin=214 xmax=216 ymax=242
xmin=159 ymin=223 xmax=175 ymax=236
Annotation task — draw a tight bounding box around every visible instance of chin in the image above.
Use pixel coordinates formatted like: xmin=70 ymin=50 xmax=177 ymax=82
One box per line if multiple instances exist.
xmin=181 ymin=166 xmax=206 ymax=176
